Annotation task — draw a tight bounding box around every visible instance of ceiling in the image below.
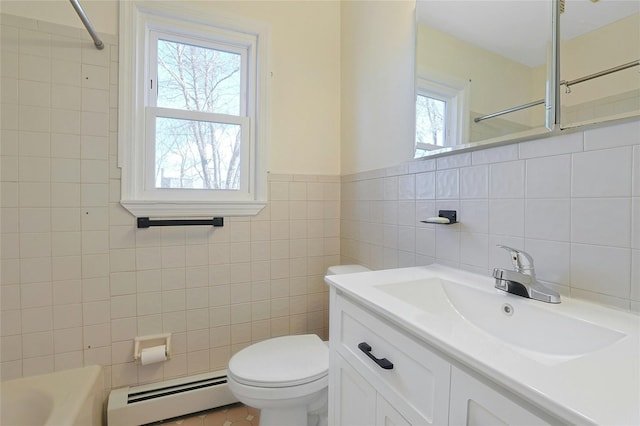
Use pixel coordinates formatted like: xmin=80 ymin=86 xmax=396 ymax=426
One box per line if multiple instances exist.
xmin=416 ymin=0 xmax=640 ymax=67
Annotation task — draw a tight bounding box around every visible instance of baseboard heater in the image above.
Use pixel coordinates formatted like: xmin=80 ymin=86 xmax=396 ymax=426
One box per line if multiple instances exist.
xmin=107 ymin=370 xmax=238 ymax=426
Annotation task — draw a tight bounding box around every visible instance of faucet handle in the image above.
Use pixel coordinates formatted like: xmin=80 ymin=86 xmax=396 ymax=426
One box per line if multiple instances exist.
xmin=496 ymin=245 xmax=535 ymax=272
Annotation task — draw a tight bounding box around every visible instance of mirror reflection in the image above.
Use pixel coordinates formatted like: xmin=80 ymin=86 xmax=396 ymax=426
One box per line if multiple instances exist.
xmin=559 ymin=0 xmax=639 ymax=128
xmin=415 ymin=0 xmax=553 ymax=157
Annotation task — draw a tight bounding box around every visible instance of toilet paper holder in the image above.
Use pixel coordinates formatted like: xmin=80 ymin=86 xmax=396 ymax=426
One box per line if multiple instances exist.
xmin=134 ymin=333 xmax=172 ymax=363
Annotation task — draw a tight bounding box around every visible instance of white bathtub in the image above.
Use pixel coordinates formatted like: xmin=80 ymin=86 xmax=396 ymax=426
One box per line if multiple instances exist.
xmin=1 ymin=365 xmax=104 ymax=426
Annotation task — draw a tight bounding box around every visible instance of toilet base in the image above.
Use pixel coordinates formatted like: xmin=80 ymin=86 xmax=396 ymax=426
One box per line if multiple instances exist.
xmin=228 ymin=378 xmax=327 ymax=426
xmin=253 ymin=406 xmax=327 ymax=426
xmin=259 ymin=406 xmax=307 ymax=426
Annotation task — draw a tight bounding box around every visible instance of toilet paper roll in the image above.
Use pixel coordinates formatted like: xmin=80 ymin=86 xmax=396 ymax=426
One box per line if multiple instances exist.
xmin=140 ymin=345 xmax=167 ymax=365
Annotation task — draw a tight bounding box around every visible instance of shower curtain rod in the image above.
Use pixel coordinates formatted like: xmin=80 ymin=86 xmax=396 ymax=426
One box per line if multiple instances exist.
xmin=561 ymin=59 xmax=639 ymax=89
xmin=69 ymin=0 xmax=104 ymax=50
xmin=474 ymin=59 xmax=640 ymax=123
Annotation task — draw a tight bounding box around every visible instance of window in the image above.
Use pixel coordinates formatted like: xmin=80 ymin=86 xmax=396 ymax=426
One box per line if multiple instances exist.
xmin=119 ymin=2 xmax=269 ymax=217
xmin=415 ymin=72 xmax=469 ymax=158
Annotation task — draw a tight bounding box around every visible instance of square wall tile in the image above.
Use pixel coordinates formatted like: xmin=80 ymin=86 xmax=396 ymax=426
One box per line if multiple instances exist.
xmin=19 ymin=29 xmax=51 ymax=58
xmin=398 ymin=174 xmax=415 ymax=200
xmin=460 ymin=165 xmax=488 ymax=199
xmin=51 ymin=84 xmax=81 ymax=110
xmin=571 ymin=244 xmax=630 ymax=298
xmin=19 ymin=55 xmax=51 ymax=83
xmin=526 ymin=154 xmax=571 ymax=198
xmin=20 ymin=282 xmax=52 ymax=308
xmin=471 ymin=144 xmax=518 ymax=165
xmin=23 ymin=356 xmax=54 ymax=377
xmin=489 ymin=199 xmax=524 ymax=237
xmin=518 ymin=131 xmax=583 ymax=159
xmin=490 ymin=160 xmax=524 ymax=198
xmin=631 ymin=250 xmax=639 ymax=301
xmin=437 ymin=152 xmax=471 ymax=169
xmin=633 ymin=146 xmax=640 ymax=197
xmin=525 ymin=199 xmax=570 ymax=242
xmin=51 ymin=59 xmax=81 ymax=86
xmin=572 ymin=147 xmax=632 ymax=197
xmin=1 ymin=335 xmax=22 ymax=361
xmin=460 ymin=200 xmax=488 ymax=234
xmin=19 ymin=131 xmax=50 ymax=157
xmin=633 ymin=198 xmax=639 ymax=250
xmin=21 ymin=306 xmax=53 ymax=333
xmin=571 ymin=198 xmax=631 ymax=248
xmin=460 ymin=232 xmax=488 ymax=269
xmin=383 ymin=176 xmax=398 ymax=201
xmin=415 ymin=172 xmax=435 ymax=200
xmin=436 ymin=169 xmax=459 ymax=199
xmin=584 ymin=120 xmax=640 ymax=150
xmin=22 ymin=331 xmax=53 ymax=358
xmin=435 ymin=228 xmax=460 ymax=263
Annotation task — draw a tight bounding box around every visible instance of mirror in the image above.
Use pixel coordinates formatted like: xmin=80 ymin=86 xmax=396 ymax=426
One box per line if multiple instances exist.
xmin=559 ymin=0 xmax=639 ymax=128
xmin=414 ymin=0 xmax=555 ymax=158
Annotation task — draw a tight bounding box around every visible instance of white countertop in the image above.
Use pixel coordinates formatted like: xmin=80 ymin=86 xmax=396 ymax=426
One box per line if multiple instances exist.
xmin=325 ymin=264 xmax=640 ymax=426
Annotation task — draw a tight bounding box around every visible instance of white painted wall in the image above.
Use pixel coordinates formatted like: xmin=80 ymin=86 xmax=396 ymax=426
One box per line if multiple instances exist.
xmin=340 ymin=0 xmax=416 ymax=175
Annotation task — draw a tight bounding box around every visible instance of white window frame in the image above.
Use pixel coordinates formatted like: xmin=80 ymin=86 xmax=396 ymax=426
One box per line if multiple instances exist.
xmin=119 ymin=2 xmax=270 ymax=217
xmin=415 ymin=68 xmax=470 ymax=153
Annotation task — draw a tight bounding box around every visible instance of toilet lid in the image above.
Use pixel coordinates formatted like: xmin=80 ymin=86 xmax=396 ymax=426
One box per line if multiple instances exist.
xmin=228 ymin=335 xmax=329 ymax=388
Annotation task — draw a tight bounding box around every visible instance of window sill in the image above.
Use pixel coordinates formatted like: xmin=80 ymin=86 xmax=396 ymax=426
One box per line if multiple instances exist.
xmin=120 ymin=200 xmax=267 ymax=218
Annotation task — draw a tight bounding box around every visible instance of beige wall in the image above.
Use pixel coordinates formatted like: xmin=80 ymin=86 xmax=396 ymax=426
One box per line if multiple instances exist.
xmin=561 ymin=13 xmax=640 ymax=107
xmin=340 ymin=0 xmax=416 ymax=175
xmin=0 ymin=0 xmax=342 ymax=176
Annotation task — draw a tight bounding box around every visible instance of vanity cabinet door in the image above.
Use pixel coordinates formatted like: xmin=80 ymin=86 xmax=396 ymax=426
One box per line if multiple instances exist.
xmin=376 ymin=394 xmax=411 ymax=426
xmin=334 ymin=294 xmax=451 ymax=425
xmin=449 ymin=367 xmax=554 ymax=426
xmin=331 ymin=353 xmax=377 ymax=426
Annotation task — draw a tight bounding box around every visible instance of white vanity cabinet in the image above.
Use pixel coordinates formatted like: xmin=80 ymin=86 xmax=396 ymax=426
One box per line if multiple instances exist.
xmin=329 ymin=291 xmax=451 ymax=425
xmin=449 ymin=367 xmax=555 ymax=426
xmin=329 ymin=289 xmax=561 ymax=426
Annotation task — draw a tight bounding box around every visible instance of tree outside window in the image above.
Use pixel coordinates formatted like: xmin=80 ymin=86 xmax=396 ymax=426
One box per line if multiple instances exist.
xmin=154 ymin=39 xmax=243 ymax=190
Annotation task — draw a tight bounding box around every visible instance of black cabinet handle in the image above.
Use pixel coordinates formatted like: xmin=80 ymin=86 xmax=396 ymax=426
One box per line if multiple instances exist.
xmin=358 ymin=342 xmax=394 ymax=370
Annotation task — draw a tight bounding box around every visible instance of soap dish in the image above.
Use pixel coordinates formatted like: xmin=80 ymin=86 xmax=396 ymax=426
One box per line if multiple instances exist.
xmin=421 ymin=210 xmax=457 ymax=225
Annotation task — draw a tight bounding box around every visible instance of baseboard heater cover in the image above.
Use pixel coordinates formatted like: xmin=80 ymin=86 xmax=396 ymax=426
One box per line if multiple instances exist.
xmin=107 ymin=370 xmax=239 ymax=426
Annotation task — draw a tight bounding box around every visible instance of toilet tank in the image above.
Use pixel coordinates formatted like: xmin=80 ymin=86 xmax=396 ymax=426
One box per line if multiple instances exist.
xmin=326 ymin=265 xmax=370 ymax=275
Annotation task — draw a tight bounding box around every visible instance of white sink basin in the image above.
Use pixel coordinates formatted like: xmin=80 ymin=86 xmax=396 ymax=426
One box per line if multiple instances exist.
xmin=375 ymin=277 xmax=626 ymax=358
xmin=326 ymin=263 xmax=639 ymax=425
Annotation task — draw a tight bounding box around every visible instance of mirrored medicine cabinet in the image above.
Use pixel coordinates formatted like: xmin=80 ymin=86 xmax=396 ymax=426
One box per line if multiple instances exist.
xmin=414 ymin=0 xmax=640 ymax=159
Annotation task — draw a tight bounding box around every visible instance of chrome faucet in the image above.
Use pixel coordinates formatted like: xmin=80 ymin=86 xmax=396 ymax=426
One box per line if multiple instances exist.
xmin=492 ymin=245 xmax=561 ymax=303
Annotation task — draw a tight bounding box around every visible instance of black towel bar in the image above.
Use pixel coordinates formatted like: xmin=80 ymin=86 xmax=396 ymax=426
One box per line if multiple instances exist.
xmin=137 ymin=217 xmax=224 ymax=228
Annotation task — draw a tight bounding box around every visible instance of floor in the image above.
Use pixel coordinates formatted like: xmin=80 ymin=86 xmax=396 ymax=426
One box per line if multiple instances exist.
xmin=150 ymin=403 xmax=260 ymax=426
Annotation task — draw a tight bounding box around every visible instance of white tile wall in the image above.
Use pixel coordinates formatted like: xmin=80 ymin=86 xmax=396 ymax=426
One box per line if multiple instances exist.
xmin=0 ymin=14 xmax=340 ymax=387
xmin=342 ymin=119 xmax=640 ymax=311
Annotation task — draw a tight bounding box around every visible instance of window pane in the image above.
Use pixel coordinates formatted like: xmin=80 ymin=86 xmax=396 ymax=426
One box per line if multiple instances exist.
xmin=416 ymin=94 xmax=446 ymax=148
xmin=155 ymin=117 xmax=241 ymax=190
xmin=157 ymin=39 xmax=241 ymax=115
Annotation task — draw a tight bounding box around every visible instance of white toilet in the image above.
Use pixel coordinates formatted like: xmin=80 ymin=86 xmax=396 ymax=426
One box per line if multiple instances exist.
xmin=226 ymin=264 xmax=370 ymax=426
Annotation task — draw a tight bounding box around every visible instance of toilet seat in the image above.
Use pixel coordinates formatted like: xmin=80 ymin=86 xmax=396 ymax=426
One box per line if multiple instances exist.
xmin=228 ymin=334 xmax=328 ymax=388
